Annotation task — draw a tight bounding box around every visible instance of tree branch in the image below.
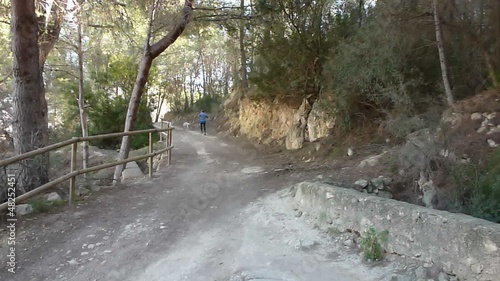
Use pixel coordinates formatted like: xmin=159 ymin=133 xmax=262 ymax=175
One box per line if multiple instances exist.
xmin=194 ymin=5 xmax=251 ymax=11
xmin=149 ymin=0 xmax=194 ymax=58
xmin=87 ymin=24 xmax=114 ymax=28
xmin=194 ymin=14 xmax=256 ymax=21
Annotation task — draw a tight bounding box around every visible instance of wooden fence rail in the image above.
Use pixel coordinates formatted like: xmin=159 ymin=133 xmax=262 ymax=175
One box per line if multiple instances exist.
xmin=0 ymin=124 xmax=174 ymax=212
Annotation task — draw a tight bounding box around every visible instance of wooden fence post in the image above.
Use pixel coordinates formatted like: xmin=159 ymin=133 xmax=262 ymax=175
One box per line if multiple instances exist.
xmin=69 ymin=142 xmax=77 ymax=205
xmin=148 ymin=132 xmax=153 ymax=177
xmin=160 ymin=118 xmax=164 ymax=141
xmin=167 ymin=128 xmax=172 ymax=166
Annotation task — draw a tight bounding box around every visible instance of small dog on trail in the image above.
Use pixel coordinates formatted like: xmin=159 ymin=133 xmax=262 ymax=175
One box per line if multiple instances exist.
xmin=183 ymin=122 xmax=190 ymax=130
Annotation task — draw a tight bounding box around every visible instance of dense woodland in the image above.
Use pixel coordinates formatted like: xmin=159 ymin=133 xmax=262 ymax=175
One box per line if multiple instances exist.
xmin=0 ymin=0 xmax=499 ymax=220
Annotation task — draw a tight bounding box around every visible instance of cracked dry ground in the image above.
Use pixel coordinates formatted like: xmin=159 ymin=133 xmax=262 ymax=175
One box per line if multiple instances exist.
xmin=1 ymin=128 xmax=414 ymax=281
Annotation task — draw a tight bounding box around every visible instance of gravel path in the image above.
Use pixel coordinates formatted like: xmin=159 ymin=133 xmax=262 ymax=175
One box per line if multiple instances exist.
xmin=0 ymin=127 xmax=411 ymax=281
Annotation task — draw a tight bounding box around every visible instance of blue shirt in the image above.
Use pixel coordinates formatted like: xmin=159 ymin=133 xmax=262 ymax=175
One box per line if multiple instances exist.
xmin=199 ymin=112 xmax=208 ymax=123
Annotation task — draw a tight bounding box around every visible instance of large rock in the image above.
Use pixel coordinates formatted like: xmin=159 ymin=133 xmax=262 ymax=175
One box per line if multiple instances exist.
xmin=293 ymin=181 xmax=500 ymax=281
xmin=307 ymin=101 xmax=335 ymax=142
xmin=45 ymin=192 xmax=62 ymax=202
xmin=418 ymin=172 xmax=437 ymax=208
xmin=16 ymin=204 xmax=33 ymax=216
xmin=285 ymin=123 xmax=305 ymax=150
xmin=359 ymin=152 xmax=386 ymax=168
xmin=238 ymin=98 xmax=295 ymax=145
xmin=285 ymin=99 xmax=312 ymax=150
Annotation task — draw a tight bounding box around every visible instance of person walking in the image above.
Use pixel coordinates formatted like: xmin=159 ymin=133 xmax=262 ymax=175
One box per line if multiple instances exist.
xmin=199 ymin=110 xmax=208 ymax=135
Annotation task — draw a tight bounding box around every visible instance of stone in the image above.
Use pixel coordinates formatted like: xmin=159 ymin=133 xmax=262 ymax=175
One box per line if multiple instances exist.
xmin=294 ymin=210 xmax=303 ymax=218
xmin=371 ymin=177 xmax=386 ymax=190
xmin=470 ymin=263 xmax=483 ymax=274
xmin=366 ymin=183 xmax=375 ymax=193
xmin=438 ymin=272 xmax=449 ymax=281
xmin=347 ymin=147 xmax=354 ymax=156
xmin=46 ymin=192 xmax=62 ymax=202
xmin=382 ymin=176 xmax=392 ymax=186
xmin=81 ymin=252 xmax=89 ymax=256
xmin=87 ymin=244 xmax=95 ymax=249
xmin=487 ymin=139 xmax=498 ymax=148
xmin=90 ymin=186 xmax=101 ymax=192
xmin=440 ymin=149 xmax=449 ymax=158
xmin=378 ymin=191 xmax=393 ymax=199
xmin=477 ymin=119 xmax=489 ymax=133
xmin=354 ymin=180 xmax=369 ymax=188
xmin=415 ymin=266 xmax=428 ymax=279
xmin=16 ymin=204 xmax=33 ymax=216
xmin=359 ymin=153 xmax=385 ymax=168
xmin=76 ymin=188 xmax=91 ymax=196
xmin=487 ymin=127 xmax=500 ymax=135
xmin=418 ymin=173 xmax=436 ymax=208
xmin=326 ymin=192 xmax=334 ymax=199
xmin=470 ymin=112 xmax=483 ymax=121
xmin=68 ymin=259 xmax=79 ymax=266
xmin=300 ymin=238 xmax=318 ymax=249
xmin=286 ymin=99 xmax=311 ymax=150
xmin=486 ymin=112 xmax=497 ymax=120
xmin=343 ymin=238 xmax=354 ymax=247
xmin=477 ymin=126 xmax=488 ymax=134
xmin=307 ymin=100 xmax=336 ymax=142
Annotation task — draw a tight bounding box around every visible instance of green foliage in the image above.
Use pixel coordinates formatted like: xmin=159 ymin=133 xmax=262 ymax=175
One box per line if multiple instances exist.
xmin=359 ymin=227 xmax=389 ymax=261
xmin=193 ymin=95 xmax=220 ymax=113
xmin=324 ymin=19 xmax=434 ymax=120
xmin=49 ymin=55 xmax=154 ymax=149
xmin=250 ymin=0 xmax=346 ymax=101
xmin=451 ymin=148 xmax=500 ymax=223
xmin=329 ymin=145 xmax=346 ymax=160
xmin=27 ymin=198 xmax=64 ymax=214
xmin=86 ymin=90 xmax=153 ymax=149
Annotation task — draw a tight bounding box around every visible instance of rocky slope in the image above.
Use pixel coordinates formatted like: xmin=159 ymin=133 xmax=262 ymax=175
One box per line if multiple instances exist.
xmin=218 ymin=91 xmax=335 ymax=150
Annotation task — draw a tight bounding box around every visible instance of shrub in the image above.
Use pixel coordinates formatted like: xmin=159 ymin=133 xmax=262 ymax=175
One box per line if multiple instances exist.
xmin=451 ymin=148 xmax=500 ymax=223
xmin=194 ymin=95 xmax=220 ymax=113
xmin=27 ymin=198 xmax=64 ymax=214
xmin=359 ymin=227 xmax=389 ymax=261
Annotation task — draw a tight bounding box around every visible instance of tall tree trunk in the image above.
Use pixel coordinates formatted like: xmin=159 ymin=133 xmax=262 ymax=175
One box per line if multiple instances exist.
xmin=113 ymin=0 xmax=194 ymax=183
xmin=77 ymin=0 xmax=89 ymax=172
xmin=496 ymin=0 xmax=500 ymax=81
xmin=200 ymin=51 xmax=207 ymax=95
xmin=239 ymin=0 xmax=248 ymax=90
xmin=433 ymin=0 xmax=454 ymax=106
xmin=358 ymin=0 xmax=364 ymax=27
xmin=183 ymin=76 xmax=189 ymax=111
xmin=190 ymin=72 xmax=195 ymax=106
xmin=11 ymin=0 xmax=49 ymax=193
xmin=154 ymin=93 xmax=165 ymax=123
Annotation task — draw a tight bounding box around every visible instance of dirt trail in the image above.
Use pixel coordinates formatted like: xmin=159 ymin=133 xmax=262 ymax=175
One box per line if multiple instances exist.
xmin=1 ymin=127 xmax=411 ymax=281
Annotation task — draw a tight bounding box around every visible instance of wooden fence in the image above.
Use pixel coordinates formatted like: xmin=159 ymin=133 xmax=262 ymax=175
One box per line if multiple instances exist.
xmin=0 ymin=124 xmax=174 ymax=212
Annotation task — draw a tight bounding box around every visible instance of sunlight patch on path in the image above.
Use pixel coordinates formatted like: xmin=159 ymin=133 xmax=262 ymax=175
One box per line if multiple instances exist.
xmin=241 ymin=166 xmax=265 ymax=174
